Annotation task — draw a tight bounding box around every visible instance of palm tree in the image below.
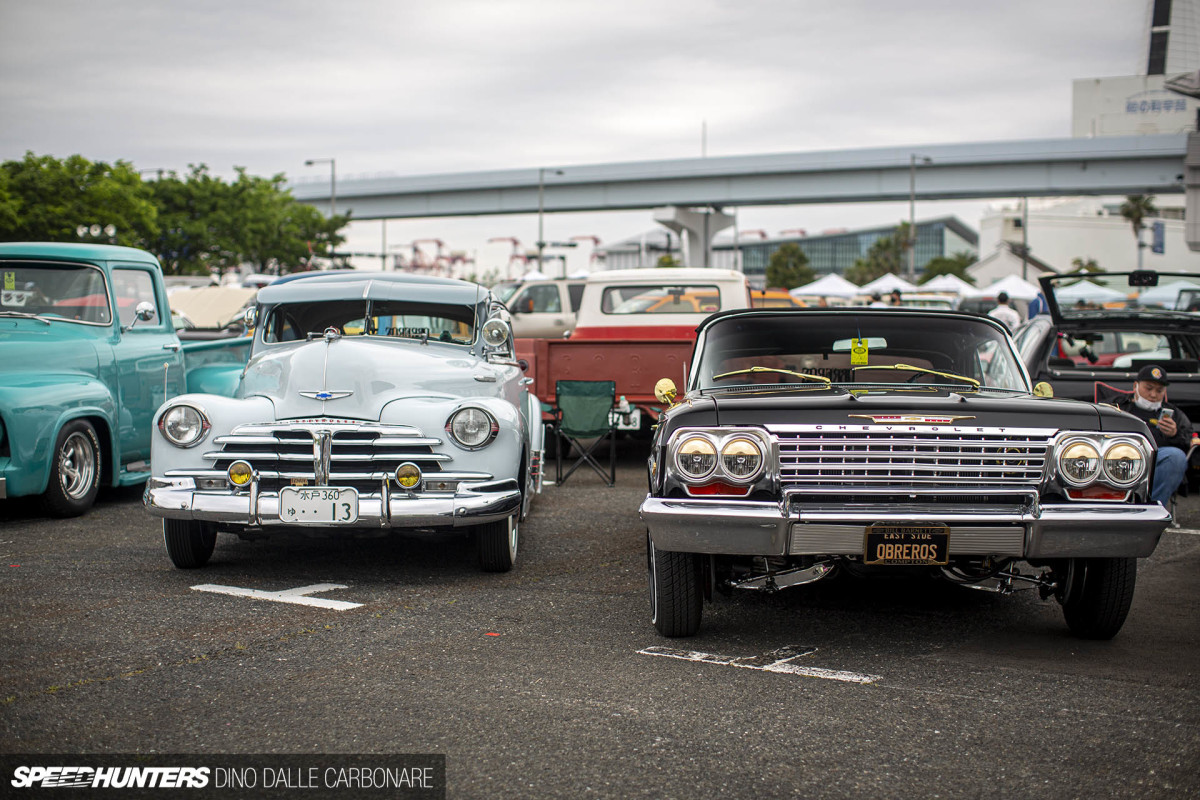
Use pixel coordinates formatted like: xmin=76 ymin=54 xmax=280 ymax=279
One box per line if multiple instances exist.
xmin=1119 ymin=195 xmax=1158 ymax=268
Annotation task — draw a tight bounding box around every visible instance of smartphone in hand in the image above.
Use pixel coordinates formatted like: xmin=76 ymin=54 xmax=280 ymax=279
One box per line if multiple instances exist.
xmin=1161 ymin=407 xmax=1175 ymax=420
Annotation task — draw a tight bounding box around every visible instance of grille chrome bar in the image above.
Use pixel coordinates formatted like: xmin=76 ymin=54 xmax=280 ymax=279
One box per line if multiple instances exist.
xmin=202 ymin=421 xmax=449 ymax=484
xmin=770 ymin=425 xmax=1054 ymax=488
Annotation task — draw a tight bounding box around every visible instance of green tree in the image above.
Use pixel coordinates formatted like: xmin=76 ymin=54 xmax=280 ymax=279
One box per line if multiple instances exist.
xmin=844 ymin=225 xmax=906 ymax=284
xmin=1069 ymin=256 xmax=1100 ymax=273
xmin=145 ymin=165 xmax=348 ymax=276
xmin=0 ymin=152 xmax=158 ymax=245
xmin=655 ymin=254 xmax=681 ymax=268
xmin=920 ymin=251 xmax=977 ymax=284
xmin=1119 ymin=194 xmax=1158 ymax=242
xmin=764 ymin=242 xmax=814 ymax=290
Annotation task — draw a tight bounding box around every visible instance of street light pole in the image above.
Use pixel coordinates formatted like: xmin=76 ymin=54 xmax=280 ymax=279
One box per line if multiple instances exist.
xmin=304 ymin=158 xmax=336 ymax=218
xmin=536 ymin=168 xmax=563 ymax=274
xmin=908 ymin=154 xmax=931 ymax=281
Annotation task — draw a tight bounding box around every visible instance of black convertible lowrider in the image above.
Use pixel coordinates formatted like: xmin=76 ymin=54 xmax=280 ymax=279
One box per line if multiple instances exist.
xmin=1016 ymin=270 xmax=1200 ymax=426
xmin=641 ymin=308 xmax=1170 ymax=639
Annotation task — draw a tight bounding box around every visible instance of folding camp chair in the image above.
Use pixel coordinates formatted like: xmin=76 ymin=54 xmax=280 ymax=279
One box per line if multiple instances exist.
xmin=1094 ymin=381 xmax=1131 ymax=407
xmin=549 ymin=380 xmax=617 ymax=486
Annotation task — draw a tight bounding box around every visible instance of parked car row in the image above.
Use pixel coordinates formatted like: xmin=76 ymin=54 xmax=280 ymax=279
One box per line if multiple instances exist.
xmin=0 ymin=246 xmax=1182 ymax=643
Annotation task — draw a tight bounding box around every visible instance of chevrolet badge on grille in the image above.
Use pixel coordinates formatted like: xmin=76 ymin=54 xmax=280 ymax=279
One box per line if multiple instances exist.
xmin=300 ymin=391 xmax=354 ymax=400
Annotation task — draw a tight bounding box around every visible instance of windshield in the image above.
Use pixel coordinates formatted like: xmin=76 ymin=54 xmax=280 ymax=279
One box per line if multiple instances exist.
xmin=603 ymin=284 xmax=722 ymax=315
xmin=695 ymin=313 xmax=1028 ymax=392
xmin=1 ymin=263 xmax=112 ymax=324
xmin=1043 ymin=272 xmax=1200 ymax=315
xmin=493 ymin=282 xmax=520 ymax=304
xmin=261 ymin=299 xmax=475 ymax=345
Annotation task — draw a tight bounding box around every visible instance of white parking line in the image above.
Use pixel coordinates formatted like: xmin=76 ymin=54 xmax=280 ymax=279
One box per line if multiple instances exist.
xmin=639 ymin=644 xmax=880 ymax=684
xmin=191 ymin=583 xmax=363 ymax=610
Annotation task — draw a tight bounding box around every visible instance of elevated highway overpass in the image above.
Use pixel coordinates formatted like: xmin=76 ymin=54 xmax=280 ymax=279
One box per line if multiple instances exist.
xmin=288 ymin=134 xmax=1190 ymax=221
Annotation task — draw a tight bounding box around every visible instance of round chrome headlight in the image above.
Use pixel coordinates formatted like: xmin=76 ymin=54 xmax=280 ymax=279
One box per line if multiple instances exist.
xmin=158 ymin=404 xmax=209 ymax=448
xmin=676 ymin=436 xmax=717 ymax=479
xmin=1102 ymin=442 xmax=1145 ymax=487
xmin=446 ymin=407 xmax=498 ymax=449
xmin=720 ymin=437 xmax=763 ymax=481
xmin=1058 ymin=440 xmax=1100 ymax=486
xmin=481 ymin=319 xmax=510 ymax=347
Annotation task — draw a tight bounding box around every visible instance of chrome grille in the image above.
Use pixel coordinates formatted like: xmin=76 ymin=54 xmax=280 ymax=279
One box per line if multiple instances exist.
xmin=203 ymin=421 xmax=447 ymax=491
xmin=771 ymin=425 xmax=1052 ymax=488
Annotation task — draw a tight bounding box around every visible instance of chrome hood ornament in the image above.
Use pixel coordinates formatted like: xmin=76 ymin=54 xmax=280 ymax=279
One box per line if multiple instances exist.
xmin=299 ymin=390 xmax=354 ymax=401
xmin=848 ymin=414 xmax=975 ymax=424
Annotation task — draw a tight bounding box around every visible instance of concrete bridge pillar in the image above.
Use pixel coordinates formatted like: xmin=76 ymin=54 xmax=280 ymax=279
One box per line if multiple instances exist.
xmin=653 ymin=206 xmax=736 ymax=267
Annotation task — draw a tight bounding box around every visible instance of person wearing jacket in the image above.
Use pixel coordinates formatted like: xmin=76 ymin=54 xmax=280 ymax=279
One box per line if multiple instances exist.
xmin=1114 ymin=364 xmax=1193 ymax=506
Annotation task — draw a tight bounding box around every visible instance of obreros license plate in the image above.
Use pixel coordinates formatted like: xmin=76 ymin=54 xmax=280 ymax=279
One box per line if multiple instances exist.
xmin=863 ymin=523 xmax=949 ymax=566
xmin=279 ymin=486 xmax=358 ymax=524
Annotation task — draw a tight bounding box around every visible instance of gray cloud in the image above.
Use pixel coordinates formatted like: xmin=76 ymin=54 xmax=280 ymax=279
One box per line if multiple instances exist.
xmin=0 ymin=0 xmax=1148 ymax=267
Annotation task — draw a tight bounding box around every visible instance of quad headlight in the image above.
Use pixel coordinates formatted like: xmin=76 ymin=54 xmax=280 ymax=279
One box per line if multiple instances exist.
xmin=1057 ymin=440 xmax=1101 ymax=486
xmin=158 ymin=403 xmax=210 ymax=448
xmin=676 ymin=436 xmax=717 ymax=479
xmin=671 ymin=430 xmax=768 ymax=484
xmin=446 ymin=407 xmax=498 ymax=449
xmin=1054 ymin=434 xmax=1148 ymax=490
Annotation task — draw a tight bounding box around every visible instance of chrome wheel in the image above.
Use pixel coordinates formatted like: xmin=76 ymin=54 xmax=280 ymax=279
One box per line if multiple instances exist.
xmin=58 ymin=431 xmax=97 ymax=500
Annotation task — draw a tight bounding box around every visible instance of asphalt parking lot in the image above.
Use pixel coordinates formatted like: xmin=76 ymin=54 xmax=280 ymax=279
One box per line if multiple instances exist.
xmin=2 ymin=442 xmax=1198 ymax=798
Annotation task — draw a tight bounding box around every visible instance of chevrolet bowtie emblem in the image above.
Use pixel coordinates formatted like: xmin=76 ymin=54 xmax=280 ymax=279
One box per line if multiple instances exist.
xmin=847 ymin=414 xmax=975 ymax=424
xmin=300 ymin=391 xmax=354 ymax=401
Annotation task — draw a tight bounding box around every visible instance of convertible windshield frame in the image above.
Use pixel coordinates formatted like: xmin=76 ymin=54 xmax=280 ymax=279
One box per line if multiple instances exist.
xmin=692 ymin=311 xmax=1031 ymax=393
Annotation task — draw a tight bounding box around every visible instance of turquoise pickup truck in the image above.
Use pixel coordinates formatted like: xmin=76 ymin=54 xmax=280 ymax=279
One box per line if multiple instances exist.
xmin=0 ymin=243 xmax=250 ymax=516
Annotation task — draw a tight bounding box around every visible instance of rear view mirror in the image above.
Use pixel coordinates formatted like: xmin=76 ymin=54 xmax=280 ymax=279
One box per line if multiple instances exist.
xmin=1128 ymin=271 xmax=1159 ymax=287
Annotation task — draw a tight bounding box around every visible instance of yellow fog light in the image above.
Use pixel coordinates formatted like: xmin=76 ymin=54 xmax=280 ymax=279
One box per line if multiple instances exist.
xmin=395 ymin=462 xmax=422 ymax=489
xmin=227 ymin=460 xmax=253 ymax=486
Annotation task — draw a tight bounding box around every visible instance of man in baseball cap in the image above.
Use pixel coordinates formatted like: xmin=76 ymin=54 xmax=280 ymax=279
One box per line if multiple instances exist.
xmin=1115 ymin=365 xmax=1193 ymax=506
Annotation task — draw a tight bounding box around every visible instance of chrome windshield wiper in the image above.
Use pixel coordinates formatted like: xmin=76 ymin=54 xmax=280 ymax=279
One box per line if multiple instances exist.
xmin=712 ymin=366 xmax=832 ymax=386
xmin=0 ymin=310 xmax=52 ymax=325
xmin=850 ymin=363 xmax=980 ymax=388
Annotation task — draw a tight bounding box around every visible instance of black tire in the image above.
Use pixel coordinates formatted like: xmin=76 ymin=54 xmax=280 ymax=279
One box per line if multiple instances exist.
xmin=1060 ymin=557 xmax=1137 ymax=640
xmin=477 ymin=515 xmax=518 ymax=572
xmin=648 ymin=534 xmax=702 ymax=637
xmin=42 ymin=419 xmax=102 ymax=517
xmin=163 ymin=519 xmax=217 ymax=569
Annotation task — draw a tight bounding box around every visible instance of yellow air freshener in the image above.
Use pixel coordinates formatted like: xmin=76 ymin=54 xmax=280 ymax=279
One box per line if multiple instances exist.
xmin=850 ymin=338 xmax=869 ymax=365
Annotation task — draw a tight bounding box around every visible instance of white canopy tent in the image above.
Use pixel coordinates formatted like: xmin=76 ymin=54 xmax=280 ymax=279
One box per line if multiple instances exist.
xmin=1137 ymin=279 xmax=1200 ymax=308
xmin=520 ymin=269 xmax=550 ymax=281
xmin=1052 ymin=280 xmax=1126 ymax=304
xmin=858 ymin=273 xmax=918 ymax=295
xmin=979 ymin=274 xmax=1041 ymax=301
xmin=920 ymin=274 xmax=982 ymax=297
xmin=790 ymin=273 xmax=860 ymax=298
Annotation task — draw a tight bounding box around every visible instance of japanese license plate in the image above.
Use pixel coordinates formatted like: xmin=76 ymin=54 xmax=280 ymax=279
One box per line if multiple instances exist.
xmin=279 ymin=487 xmax=358 ymax=524
xmin=610 ymin=406 xmax=642 ymax=431
xmin=863 ymin=523 xmax=949 ymax=566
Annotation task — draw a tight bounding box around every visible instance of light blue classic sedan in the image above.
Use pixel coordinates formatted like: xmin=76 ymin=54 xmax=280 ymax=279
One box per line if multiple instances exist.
xmin=144 ymin=272 xmax=544 ymax=572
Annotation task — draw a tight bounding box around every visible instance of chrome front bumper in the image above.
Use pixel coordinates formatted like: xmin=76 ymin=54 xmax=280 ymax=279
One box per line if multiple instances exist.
xmin=639 ymin=497 xmax=1171 ymax=559
xmin=145 ymin=476 xmax=521 ymax=529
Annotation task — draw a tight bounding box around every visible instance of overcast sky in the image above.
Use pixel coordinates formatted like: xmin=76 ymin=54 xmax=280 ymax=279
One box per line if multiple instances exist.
xmin=0 ymin=0 xmax=1149 ymax=273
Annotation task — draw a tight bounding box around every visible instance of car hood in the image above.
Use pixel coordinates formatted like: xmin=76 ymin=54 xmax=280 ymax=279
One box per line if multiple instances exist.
xmin=238 ymin=337 xmax=498 ymax=420
xmin=0 ymin=322 xmax=104 ymax=380
xmin=662 ymin=387 xmax=1128 ymax=433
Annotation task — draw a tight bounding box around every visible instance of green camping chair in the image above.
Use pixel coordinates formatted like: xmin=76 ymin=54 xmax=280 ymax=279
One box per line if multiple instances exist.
xmin=550 ymin=380 xmax=617 ymax=486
